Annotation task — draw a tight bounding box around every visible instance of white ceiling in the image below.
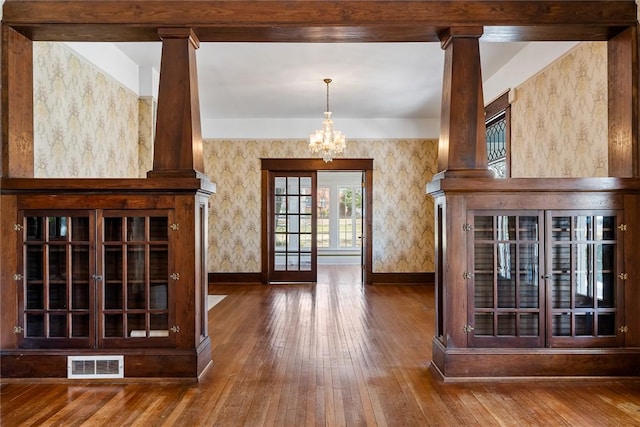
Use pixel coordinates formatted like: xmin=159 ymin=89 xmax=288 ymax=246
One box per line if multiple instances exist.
xmin=116 ymin=42 xmax=529 ymax=121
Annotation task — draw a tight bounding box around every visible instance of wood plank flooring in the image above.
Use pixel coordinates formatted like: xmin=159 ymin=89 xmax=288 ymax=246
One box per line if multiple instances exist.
xmin=2 ymin=266 xmax=640 ymax=426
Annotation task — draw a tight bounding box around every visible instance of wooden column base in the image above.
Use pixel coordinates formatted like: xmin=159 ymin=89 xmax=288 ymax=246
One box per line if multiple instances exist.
xmin=431 ymin=338 xmax=640 ymax=381
xmin=0 ymin=337 xmax=211 ymax=380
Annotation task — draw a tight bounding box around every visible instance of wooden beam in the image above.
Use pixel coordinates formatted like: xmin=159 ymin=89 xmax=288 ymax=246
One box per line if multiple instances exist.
xmin=2 ymin=1 xmax=636 ymax=43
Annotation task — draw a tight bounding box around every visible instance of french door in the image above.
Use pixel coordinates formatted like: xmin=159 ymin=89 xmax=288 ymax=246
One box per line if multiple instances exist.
xmin=268 ymin=172 xmax=317 ymax=282
xmin=261 ymin=159 xmax=373 ymax=284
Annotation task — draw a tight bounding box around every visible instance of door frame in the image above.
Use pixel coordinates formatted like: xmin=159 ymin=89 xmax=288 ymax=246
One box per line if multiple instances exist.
xmin=261 ymin=158 xmax=373 ymax=285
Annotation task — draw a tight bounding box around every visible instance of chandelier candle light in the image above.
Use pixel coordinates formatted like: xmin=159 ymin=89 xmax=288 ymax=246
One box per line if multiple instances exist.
xmin=309 ymin=78 xmax=346 ymax=162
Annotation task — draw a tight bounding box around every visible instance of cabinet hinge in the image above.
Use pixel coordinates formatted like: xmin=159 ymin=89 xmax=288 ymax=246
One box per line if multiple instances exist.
xmin=462 ymin=223 xmax=473 ymax=231
xmin=463 ymin=272 xmax=473 ymax=280
xmin=13 ymin=224 xmax=23 ymax=231
xmin=170 ymin=325 xmax=180 ymax=333
xmin=618 ymin=224 xmax=627 ymax=231
xmin=462 ymin=325 xmax=475 ymax=333
xmin=13 ymin=326 xmax=23 ymax=334
xmin=619 ymin=325 xmax=629 ymax=333
xmin=618 ymin=273 xmax=628 ymax=280
xmin=13 ymin=273 xmax=23 ymax=281
xmin=169 ymin=223 xmax=180 ymax=231
xmin=170 ymin=273 xmax=180 ymax=281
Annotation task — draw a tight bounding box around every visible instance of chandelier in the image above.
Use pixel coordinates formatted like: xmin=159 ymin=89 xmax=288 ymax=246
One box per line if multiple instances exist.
xmin=309 ymin=78 xmax=346 ymax=162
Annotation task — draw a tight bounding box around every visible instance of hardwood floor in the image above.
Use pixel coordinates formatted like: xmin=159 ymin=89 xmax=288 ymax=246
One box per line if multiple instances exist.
xmin=2 ymin=266 xmax=640 ymax=426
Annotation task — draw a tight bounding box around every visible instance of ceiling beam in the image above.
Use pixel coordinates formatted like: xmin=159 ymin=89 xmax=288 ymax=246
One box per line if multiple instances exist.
xmin=3 ymin=1 xmax=637 ymax=42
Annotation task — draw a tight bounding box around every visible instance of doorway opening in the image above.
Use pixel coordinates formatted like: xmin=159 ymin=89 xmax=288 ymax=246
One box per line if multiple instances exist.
xmin=317 ymin=171 xmax=363 ymax=267
xmin=317 ymin=171 xmax=364 ymax=286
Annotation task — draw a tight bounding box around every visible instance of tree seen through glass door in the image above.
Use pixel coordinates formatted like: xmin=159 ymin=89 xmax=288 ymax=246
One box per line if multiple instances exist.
xmin=338 ymin=187 xmax=362 ymax=248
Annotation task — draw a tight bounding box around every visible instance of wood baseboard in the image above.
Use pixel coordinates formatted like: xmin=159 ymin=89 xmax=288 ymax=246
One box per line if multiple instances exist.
xmin=208 ymin=272 xmax=262 ymax=284
xmin=208 ymin=272 xmax=435 ymax=285
xmin=371 ymin=272 xmax=434 ymax=285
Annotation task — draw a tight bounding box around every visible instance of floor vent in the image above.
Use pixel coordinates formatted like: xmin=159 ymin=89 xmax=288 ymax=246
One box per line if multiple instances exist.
xmin=67 ymin=355 xmax=124 ymax=379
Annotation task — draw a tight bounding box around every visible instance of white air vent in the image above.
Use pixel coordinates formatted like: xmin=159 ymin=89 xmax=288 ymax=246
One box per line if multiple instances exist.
xmin=67 ymin=355 xmax=124 ymax=379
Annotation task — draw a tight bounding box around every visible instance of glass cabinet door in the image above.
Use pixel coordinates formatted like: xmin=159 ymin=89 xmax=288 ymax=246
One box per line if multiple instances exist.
xmin=19 ymin=211 xmax=94 ymax=348
xmin=468 ymin=211 xmax=544 ymax=348
xmin=547 ymin=211 xmax=623 ymax=347
xmin=100 ymin=211 xmax=172 ymax=346
xmin=467 ymin=209 xmax=623 ymax=349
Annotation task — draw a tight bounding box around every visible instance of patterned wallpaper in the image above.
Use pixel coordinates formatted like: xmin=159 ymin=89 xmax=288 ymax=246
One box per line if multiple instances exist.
xmin=31 ymin=40 xmax=609 ymax=274
xmin=204 ymin=139 xmax=438 ymax=273
xmin=511 ymin=42 xmax=608 ymax=177
xmin=138 ymin=97 xmax=155 ymax=177
xmin=33 ymin=42 xmax=140 ymax=178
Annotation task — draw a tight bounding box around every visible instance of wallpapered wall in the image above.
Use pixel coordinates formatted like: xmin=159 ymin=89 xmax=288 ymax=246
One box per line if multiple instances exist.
xmin=31 ymin=40 xmax=608 ymax=273
xmin=204 ymin=139 xmax=438 ymax=273
xmin=138 ymin=97 xmax=155 ymax=177
xmin=33 ymin=42 xmax=140 ymax=178
xmin=511 ymin=42 xmax=608 ymax=177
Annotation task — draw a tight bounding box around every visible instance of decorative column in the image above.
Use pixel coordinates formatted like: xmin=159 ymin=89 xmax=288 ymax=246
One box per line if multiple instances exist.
xmin=428 ymin=27 xmax=492 ymax=363
xmin=1 ymin=26 xmax=34 ymax=178
xmin=435 ymin=27 xmax=493 ymax=179
xmin=608 ymin=25 xmax=639 ymax=178
xmin=148 ymin=28 xmax=205 ymax=178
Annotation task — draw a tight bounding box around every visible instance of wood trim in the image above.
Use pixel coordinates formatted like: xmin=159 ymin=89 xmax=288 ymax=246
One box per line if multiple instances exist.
xmin=147 ymin=28 xmax=204 ymax=178
xmin=208 ymin=272 xmax=434 ymax=286
xmin=1 ymin=26 xmax=33 ymax=178
xmin=371 ymin=272 xmax=434 ymax=285
xmin=261 ymin=169 xmax=269 ymax=284
xmin=261 ymin=158 xmax=374 ymax=285
xmin=208 ymin=273 xmax=262 ymax=284
xmin=363 ymin=169 xmax=373 ymax=285
xmin=485 ymin=91 xmax=510 ymax=123
xmin=3 ymin=1 xmax=635 ymax=43
xmin=608 ymin=25 xmax=639 ymax=178
xmin=261 ymin=158 xmax=373 ymax=171
xmin=0 ymin=195 xmax=18 ymax=348
xmin=431 ymin=338 xmax=640 ymax=379
xmin=437 ymin=30 xmax=492 ymax=176
xmin=485 ymin=90 xmax=512 ymax=178
xmin=0 ymin=177 xmax=216 ymax=194
xmin=428 ymin=177 xmax=640 ymax=195
xmin=0 ymin=348 xmax=209 ymax=378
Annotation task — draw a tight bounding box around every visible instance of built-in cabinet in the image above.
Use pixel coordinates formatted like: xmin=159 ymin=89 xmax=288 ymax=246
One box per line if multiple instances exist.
xmin=19 ymin=209 xmax=176 ymax=350
xmin=428 ymin=178 xmax=640 ymax=379
xmin=468 ymin=210 xmax=623 ymax=349
xmin=1 ymin=178 xmax=214 ymax=379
